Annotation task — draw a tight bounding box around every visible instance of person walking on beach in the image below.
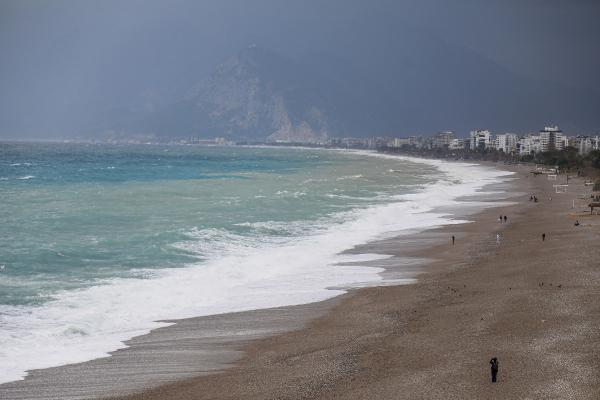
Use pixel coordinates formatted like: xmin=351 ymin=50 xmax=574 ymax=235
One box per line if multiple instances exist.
xmin=498 ymin=215 xmax=503 ymax=223
xmin=452 ymin=235 xmax=455 ymax=245
xmin=542 ymin=233 xmax=546 ymax=241
xmin=490 ymin=357 xmax=499 ymax=382
xmin=503 ymin=215 xmax=507 ymax=223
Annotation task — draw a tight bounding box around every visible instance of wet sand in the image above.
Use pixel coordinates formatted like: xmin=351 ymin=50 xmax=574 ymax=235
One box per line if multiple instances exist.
xmin=113 ymin=164 xmax=600 ymax=400
xmin=2 ymin=162 xmax=599 ymax=399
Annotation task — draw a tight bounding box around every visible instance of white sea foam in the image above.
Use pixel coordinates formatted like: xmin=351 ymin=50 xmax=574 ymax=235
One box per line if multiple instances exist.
xmin=325 ymin=193 xmax=380 ymax=201
xmin=0 ymin=152 xmax=513 ymax=384
xmin=16 ymin=175 xmax=35 ymax=180
xmin=336 ymin=174 xmax=364 ymax=180
xmin=233 ymin=220 xmax=309 ymax=236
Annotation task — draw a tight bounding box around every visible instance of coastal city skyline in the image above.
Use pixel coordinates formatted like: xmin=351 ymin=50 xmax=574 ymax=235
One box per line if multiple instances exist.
xmin=88 ymin=124 xmax=599 ymax=158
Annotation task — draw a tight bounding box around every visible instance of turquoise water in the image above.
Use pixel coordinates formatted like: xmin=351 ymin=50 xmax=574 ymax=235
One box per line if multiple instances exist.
xmin=0 ymin=143 xmax=436 ymax=307
xmin=0 ymin=142 xmax=511 ymax=384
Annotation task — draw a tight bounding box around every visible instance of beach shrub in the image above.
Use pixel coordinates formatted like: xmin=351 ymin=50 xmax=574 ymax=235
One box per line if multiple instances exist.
xmin=534 ymin=147 xmax=583 ymax=172
xmin=587 ymin=150 xmax=600 ymax=170
xmin=379 ymin=144 xmax=600 ymax=175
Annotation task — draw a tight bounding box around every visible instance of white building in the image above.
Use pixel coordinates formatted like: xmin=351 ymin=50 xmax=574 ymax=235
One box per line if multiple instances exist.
xmin=409 ymin=136 xmax=423 ymax=147
xmin=433 ymin=131 xmax=455 ymax=148
xmin=390 ymin=137 xmax=411 ymax=148
xmin=518 ymin=134 xmax=543 ymax=155
xmin=469 ymin=130 xmax=492 ymax=150
xmin=495 ymin=133 xmax=518 ymax=153
xmin=539 ymin=125 xmax=566 ymax=152
xmin=556 ymin=133 xmax=568 ymax=150
xmin=449 ymin=138 xmax=466 ymax=150
xmin=341 ymin=137 xmax=369 ymax=148
xmin=571 ymin=135 xmax=600 ymax=154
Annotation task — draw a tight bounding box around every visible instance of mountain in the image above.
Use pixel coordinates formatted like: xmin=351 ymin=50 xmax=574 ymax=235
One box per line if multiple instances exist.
xmin=114 ymin=46 xmax=350 ymax=142
xmin=89 ymin=39 xmax=598 ymax=141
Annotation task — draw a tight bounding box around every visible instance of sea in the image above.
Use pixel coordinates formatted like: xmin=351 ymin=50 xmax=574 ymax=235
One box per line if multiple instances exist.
xmin=0 ymin=142 xmax=511 ymax=384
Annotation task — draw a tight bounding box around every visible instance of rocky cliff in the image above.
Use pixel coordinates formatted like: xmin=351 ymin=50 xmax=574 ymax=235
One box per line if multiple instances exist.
xmin=137 ymin=46 xmax=334 ymax=142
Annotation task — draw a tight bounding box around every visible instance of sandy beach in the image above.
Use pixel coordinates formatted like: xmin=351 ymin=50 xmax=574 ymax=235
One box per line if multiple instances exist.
xmin=2 ymin=161 xmax=598 ymax=400
xmin=99 ymin=163 xmax=597 ymax=400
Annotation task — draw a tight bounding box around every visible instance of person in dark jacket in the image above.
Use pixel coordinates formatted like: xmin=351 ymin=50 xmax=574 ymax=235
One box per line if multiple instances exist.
xmin=490 ymin=357 xmax=499 ymax=382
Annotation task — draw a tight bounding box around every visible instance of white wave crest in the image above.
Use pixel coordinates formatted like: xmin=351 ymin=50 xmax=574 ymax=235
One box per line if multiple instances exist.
xmin=0 ymin=152 xmax=513 ymax=384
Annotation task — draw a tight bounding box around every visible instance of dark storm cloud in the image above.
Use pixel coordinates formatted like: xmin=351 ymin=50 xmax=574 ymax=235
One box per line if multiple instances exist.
xmin=0 ymin=0 xmax=599 ymax=138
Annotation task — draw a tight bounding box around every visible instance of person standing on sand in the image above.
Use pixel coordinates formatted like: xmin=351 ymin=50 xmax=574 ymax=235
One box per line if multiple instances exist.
xmin=490 ymin=357 xmax=499 ymax=382
xmin=542 ymin=233 xmax=546 ymax=241
xmin=452 ymin=235 xmax=455 ymax=245
xmin=503 ymin=215 xmax=507 ymax=223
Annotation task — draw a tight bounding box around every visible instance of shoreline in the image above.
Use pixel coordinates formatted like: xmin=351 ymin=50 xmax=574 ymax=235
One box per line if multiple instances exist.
xmin=0 ymin=154 xmax=510 ymax=398
xmin=114 ymin=162 xmax=598 ymax=399
xmin=0 ymin=160 xmax=520 ymax=399
xmin=3 ymin=160 xmax=598 ymax=399
xmin=0 ymin=148 xmax=508 ymax=389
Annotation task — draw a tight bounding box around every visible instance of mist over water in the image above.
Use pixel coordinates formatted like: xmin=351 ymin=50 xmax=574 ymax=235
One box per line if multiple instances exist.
xmin=0 ymin=144 xmax=511 ymax=383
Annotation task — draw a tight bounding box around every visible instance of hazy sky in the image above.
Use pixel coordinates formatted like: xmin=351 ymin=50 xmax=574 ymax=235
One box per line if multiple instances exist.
xmin=1 ymin=0 xmax=599 ymax=138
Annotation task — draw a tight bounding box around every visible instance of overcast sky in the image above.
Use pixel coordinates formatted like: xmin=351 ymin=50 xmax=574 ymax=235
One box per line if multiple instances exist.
xmin=1 ymin=0 xmax=599 ymax=138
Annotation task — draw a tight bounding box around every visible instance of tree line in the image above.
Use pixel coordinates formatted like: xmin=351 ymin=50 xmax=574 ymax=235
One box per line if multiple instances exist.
xmin=379 ymin=145 xmax=600 ymax=190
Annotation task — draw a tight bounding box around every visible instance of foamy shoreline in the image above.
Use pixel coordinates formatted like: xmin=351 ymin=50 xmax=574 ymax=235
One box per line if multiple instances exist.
xmin=109 ymin=160 xmax=599 ymax=399
xmin=0 ymin=153 xmax=516 ymax=399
